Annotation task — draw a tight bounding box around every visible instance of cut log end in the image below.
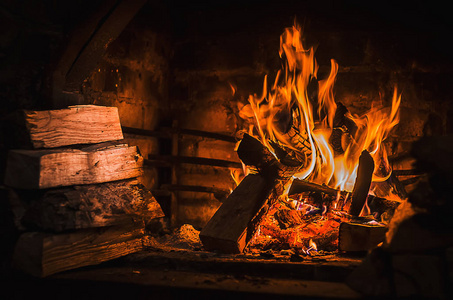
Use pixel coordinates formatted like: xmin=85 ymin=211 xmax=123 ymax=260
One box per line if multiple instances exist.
xmin=4 ymin=143 xmax=143 ymax=189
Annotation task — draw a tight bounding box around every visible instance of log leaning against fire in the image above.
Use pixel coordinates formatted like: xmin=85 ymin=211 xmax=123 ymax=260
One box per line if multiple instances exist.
xmin=199 ymin=133 xmax=303 ymax=253
xmin=348 ymin=150 xmax=375 ymax=216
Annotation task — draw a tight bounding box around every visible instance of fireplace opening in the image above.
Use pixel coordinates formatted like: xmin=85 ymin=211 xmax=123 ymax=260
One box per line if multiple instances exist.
xmin=1 ymin=1 xmax=453 ymax=299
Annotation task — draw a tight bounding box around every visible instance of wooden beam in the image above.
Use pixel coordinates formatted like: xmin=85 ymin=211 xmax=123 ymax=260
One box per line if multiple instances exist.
xmin=4 ymin=143 xmax=143 ymax=189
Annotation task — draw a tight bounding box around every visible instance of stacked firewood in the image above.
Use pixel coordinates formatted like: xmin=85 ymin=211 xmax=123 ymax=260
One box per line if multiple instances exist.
xmin=2 ymin=105 xmax=163 ymax=277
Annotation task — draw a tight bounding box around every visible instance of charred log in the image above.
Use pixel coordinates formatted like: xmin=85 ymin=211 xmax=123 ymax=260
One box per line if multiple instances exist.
xmin=329 ymin=102 xmax=358 ymax=154
xmin=236 ymin=133 xmax=302 ymax=179
xmin=288 ymin=178 xmax=400 ymax=218
xmin=348 ymin=150 xmax=375 ymax=216
xmin=274 ymin=209 xmax=322 ymax=229
xmin=200 ymin=134 xmax=306 ymax=254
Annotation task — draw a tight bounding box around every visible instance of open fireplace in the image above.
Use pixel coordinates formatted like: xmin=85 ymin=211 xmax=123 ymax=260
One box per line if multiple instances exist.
xmin=1 ymin=1 xmax=453 ymax=299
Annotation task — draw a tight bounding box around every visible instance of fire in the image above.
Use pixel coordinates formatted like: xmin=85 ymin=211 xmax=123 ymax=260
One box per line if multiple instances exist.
xmin=238 ymin=22 xmax=401 ymax=192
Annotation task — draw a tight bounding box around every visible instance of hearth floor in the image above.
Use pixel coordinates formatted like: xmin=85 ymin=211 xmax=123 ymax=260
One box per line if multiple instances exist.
xmin=6 ymin=244 xmax=364 ymax=299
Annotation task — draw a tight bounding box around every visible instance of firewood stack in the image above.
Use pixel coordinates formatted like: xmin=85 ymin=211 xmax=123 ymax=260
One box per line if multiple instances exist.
xmin=2 ymin=105 xmax=164 ymax=277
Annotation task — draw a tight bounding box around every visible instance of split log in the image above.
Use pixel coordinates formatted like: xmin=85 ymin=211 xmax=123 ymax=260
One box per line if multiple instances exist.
xmin=21 ymin=179 xmax=164 ymax=232
xmin=12 ymin=219 xmax=144 ymax=277
xmin=348 ymin=150 xmax=375 ymax=216
xmin=339 ymin=222 xmax=387 ymax=252
xmin=22 ymin=105 xmax=123 ymax=148
xmin=4 ymin=142 xmax=143 ymax=189
xmin=199 ymin=174 xmax=276 ymax=253
xmin=200 ymin=134 xmax=302 ymax=253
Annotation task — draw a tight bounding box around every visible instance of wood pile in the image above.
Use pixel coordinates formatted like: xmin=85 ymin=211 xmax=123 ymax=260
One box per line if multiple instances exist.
xmin=3 ymin=105 xmax=164 ymax=277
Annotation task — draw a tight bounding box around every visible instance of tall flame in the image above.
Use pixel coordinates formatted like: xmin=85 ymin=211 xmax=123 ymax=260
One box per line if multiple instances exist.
xmin=238 ymin=22 xmax=401 ymax=192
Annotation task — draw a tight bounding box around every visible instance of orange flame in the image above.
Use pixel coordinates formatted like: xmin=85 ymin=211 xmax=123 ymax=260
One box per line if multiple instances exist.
xmin=238 ymin=22 xmax=401 ymax=192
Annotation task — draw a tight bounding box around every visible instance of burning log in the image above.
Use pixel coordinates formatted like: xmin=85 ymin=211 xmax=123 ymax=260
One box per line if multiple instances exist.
xmin=274 ymin=209 xmax=321 ymax=229
xmin=288 ymin=178 xmax=400 ymax=218
xmin=329 ymin=102 xmax=358 ymax=154
xmin=199 ymin=174 xmax=276 ymax=253
xmin=200 ymin=134 xmax=300 ymax=253
xmin=289 ymin=179 xmax=347 ymax=197
xmin=236 ymin=133 xmax=302 ymax=179
xmin=236 ymin=133 xmax=279 ymax=175
xmin=348 ymin=150 xmax=375 ymax=216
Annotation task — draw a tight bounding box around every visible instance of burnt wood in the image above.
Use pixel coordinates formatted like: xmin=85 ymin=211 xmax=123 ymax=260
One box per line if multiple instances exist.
xmin=274 ymin=209 xmax=311 ymax=229
xmin=348 ymin=150 xmax=375 ymax=216
xmin=288 ymin=178 xmax=401 ymax=217
xmin=4 ymin=143 xmax=143 ymax=189
xmin=21 ymin=105 xmax=123 ymax=148
xmin=199 ymin=174 xmax=277 ymax=253
xmin=236 ymin=133 xmax=301 ymax=179
xmin=21 ymin=179 xmax=164 ymax=232
xmin=289 ymin=179 xmax=348 ymax=197
xmin=367 ymin=196 xmax=401 ymax=220
xmin=12 ymin=219 xmax=145 ymax=277
xmin=236 ymin=133 xmax=278 ymax=173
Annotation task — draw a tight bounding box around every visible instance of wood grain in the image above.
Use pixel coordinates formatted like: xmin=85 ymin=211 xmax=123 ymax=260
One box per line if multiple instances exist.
xmin=13 ymin=220 xmax=145 ymax=277
xmin=4 ymin=143 xmax=143 ymax=189
xmin=23 ymin=105 xmax=123 ymax=148
xmin=199 ymin=174 xmax=275 ymax=253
